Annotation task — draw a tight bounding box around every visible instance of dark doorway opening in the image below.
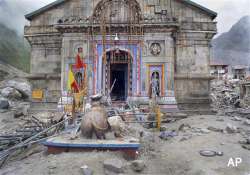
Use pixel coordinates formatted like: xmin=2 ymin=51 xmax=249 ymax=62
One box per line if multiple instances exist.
xmin=110 ymin=64 xmax=128 ymax=101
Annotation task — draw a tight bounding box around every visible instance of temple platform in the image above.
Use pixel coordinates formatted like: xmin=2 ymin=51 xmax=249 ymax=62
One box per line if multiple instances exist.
xmin=42 ymin=134 xmax=140 ymax=159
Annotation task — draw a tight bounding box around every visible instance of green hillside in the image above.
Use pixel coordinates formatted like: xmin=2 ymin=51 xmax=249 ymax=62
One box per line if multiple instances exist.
xmin=0 ymin=23 xmax=30 ymax=72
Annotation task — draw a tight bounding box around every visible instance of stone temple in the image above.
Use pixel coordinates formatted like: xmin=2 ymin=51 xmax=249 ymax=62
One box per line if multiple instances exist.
xmin=24 ymin=0 xmax=217 ymax=112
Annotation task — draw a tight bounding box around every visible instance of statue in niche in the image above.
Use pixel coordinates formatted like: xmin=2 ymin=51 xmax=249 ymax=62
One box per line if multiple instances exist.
xmin=149 ymin=71 xmax=160 ymax=98
xmin=150 ymin=43 xmax=161 ymax=56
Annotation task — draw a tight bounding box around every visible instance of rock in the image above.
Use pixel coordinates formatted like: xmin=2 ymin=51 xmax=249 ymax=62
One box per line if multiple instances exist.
xmin=242 ymin=144 xmax=250 ymax=151
xmin=14 ymin=110 xmax=24 ymax=118
xmin=130 ymin=160 xmax=145 ymax=172
xmin=1 ymin=87 xmax=22 ymax=100
xmin=243 ymin=120 xmax=250 ymax=126
xmin=48 ymin=165 xmax=57 ymax=169
xmin=108 ymin=115 xmax=126 ymax=137
xmin=179 ymin=135 xmax=192 ymax=142
xmin=3 ymin=80 xmax=31 ymax=99
xmin=171 ymin=113 xmax=188 ymax=119
xmin=0 ymin=99 xmax=9 ymax=109
xmin=178 ymin=123 xmax=191 ymax=132
xmin=159 ymin=131 xmax=177 ymax=140
xmin=103 ymin=158 xmax=124 ymax=173
xmin=207 ymin=126 xmax=223 ymax=133
xmin=81 ymin=165 xmax=93 ymax=175
xmin=160 ymin=126 xmax=167 ymax=132
xmin=200 ymin=128 xmax=210 ymax=134
xmin=234 ymin=99 xmax=241 ymax=108
xmin=216 ymin=118 xmax=224 ymax=122
xmin=225 ymin=109 xmax=237 ymax=115
xmin=238 ymin=109 xmax=250 ymax=119
xmin=231 ymin=116 xmax=242 ymax=121
xmin=13 ymin=104 xmax=30 ymax=118
xmin=225 ymin=123 xmax=238 ymax=134
xmin=192 ymin=127 xmax=210 ymax=134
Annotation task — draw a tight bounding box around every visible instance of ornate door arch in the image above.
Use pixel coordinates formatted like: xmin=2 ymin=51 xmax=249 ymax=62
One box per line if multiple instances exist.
xmin=92 ymin=0 xmax=142 ymax=24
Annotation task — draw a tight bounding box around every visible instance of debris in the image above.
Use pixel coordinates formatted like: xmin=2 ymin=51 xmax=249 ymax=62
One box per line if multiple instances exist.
xmin=225 ymin=123 xmax=238 ymax=134
xmin=210 ymin=79 xmax=247 ymax=113
xmin=178 ymin=123 xmax=191 ymax=132
xmin=199 ymin=150 xmax=223 ymax=157
xmin=242 ymin=145 xmax=250 ymax=151
xmin=48 ymin=165 xmax=57 ymax=169
xmin=13 ymin=110 xmax=24 ymax=118
xmin=0 ymin=99 xmax=9 ymax=109
xmin=225 ymin=109 xmax=237 ymax=115
xmin=107 ymin=115 xmax=126 ymax=137
xmin=141 ymin=131 xmax=155 ymax=143
xmin=234 ymin=99 xmax=241 ymax=108
xmin=200 ymin=128 xmax=211 ymax=134
xmin=166 ymin=112 xmax=188 ymax=119
xmin=239 ymin=137 xmax=250 ymax=151
xmin=239 ymin=109 xmax=250 ymax=118
xmin=192 ymin=128 xmax=210 ymax=134
xmin=0 ymin=116 xmax=66 ymax=166
xmin=231 ymin=116 xmax=242 ymax=121
xmin=130 ymin=160 xmax=145 ymax=172
xmin=160 ymin=126 xmax=167 ymax=132
xmin=1 ymin=87 xmax=22 ymax=100
xmin=207 ymin=126 xmax=223 ymax=133
xmin=103 ymin=158 xmax=124 ymax=174
xmin=179 ymin=135 xmax=192 ymax=142
xmin=239 ymin=138 xmax=250 ymax=144
xmin=243 ymin=119 xmax=250 ymax=126
xmin=129 ymin=137 xmax=139 ymax=143
xmin=81 ymin=165 xmax=94 ymax=175
xmin=159 ymin=131 xmax=177 ymax=140
xmin=216 ymin=118 xmax=224 ymax=122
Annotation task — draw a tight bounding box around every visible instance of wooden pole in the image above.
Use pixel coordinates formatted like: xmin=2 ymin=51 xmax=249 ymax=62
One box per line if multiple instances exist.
xmin=156 ymin=105 xmax=161 ymax=130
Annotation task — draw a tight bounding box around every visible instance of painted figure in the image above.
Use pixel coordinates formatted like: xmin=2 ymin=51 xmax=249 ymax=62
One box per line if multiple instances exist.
xmin=151 ymin=72 xmax=160 ymax=97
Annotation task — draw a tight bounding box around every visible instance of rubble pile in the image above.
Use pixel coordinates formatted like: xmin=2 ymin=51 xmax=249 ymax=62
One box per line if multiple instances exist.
xmin=0 ymin=113 xmax=64 ymax=147
xmin=210 ymin=79 xmax=249 ymax=113
xmin=0 ymin=112 xmax=65 ymax=166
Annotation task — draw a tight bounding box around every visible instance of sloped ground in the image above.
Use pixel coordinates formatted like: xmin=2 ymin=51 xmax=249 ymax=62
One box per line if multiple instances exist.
xmin=0 ymin=60 xmax=28 ymax=80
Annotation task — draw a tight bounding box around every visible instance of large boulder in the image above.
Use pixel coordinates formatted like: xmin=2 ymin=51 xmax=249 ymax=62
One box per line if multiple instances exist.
xmin=3 ymin=80 xmax=31 ymax=99
xmin=1 ymin=87 xmax=22 ymax=100
xmin=103 ymin=158 xmax=125 ymax=174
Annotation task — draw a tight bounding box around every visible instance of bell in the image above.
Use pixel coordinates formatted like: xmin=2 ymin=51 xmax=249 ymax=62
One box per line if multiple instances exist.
xmin=114 ymin=33 xmax=119 ymax=41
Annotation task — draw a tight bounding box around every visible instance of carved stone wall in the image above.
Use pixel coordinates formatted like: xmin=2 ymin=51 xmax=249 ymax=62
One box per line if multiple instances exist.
xmin=25 ymin=0 xmax=217 ymax=111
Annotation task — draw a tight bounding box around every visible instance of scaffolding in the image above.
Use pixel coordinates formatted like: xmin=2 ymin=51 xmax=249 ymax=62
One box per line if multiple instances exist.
xmin=89 ymin=0 xmax=144 ymax=96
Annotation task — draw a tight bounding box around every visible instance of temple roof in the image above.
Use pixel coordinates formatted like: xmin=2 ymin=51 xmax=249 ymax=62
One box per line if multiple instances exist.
xmin=25 ymin=0 xmax=217 ymax=21
xmin=25 ymin=0 xmax=66 ymax=20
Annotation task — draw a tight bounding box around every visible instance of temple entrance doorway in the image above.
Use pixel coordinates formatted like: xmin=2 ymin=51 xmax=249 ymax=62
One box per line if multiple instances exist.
xmin=110 ymin=64 xmax=128 ymax=101
xmin=104 ymin=49 xmax=132 ymax=101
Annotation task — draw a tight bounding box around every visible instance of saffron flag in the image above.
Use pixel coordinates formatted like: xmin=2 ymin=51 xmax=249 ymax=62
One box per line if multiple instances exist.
xmin=67 ymin=68 xmax=79 ymax=92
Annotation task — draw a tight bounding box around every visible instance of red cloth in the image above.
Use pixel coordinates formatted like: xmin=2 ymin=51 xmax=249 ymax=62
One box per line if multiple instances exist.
xmin=71 ymin=81 xmax=79 ymax=93
xmin=74 ymin=54 xmax=85 ymax=69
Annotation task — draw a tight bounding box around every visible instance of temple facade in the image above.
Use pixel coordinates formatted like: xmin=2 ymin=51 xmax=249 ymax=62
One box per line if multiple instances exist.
xmin=24 ymin=0 xmax=217 ymax=111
